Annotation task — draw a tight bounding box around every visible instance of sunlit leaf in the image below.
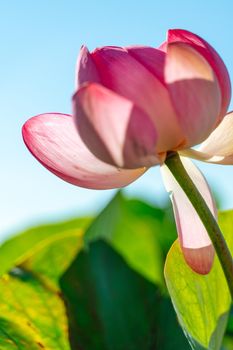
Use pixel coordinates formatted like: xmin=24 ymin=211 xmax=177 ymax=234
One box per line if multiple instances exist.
xmin=0 ymin=217 xmax=90 ymax=276
xmin=0 ymin=269 xmax=70 ymax=349
xmin=22 ymin=232 xmax=83 ymax=289
xmin=164 ymin=210 xmax=233 ymax=350
xmin=0 ymin=218 xmax=89 ymax=348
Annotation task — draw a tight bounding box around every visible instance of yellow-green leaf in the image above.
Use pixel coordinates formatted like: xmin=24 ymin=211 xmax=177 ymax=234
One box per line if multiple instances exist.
xmin=0 ymin=218 xmax=89 ymax=348
xmin=0 ymin=217 xmax=90 ymax=276
xmin=0 ymin=269 xmax=70 ymax=349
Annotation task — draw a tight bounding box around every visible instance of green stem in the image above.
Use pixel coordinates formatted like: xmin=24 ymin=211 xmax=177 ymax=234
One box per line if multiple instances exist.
xmin=165 ymin=151 xmax=233 ymax=299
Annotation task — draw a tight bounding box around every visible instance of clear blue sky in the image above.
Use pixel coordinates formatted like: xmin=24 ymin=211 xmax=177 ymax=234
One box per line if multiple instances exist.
xmin=1 ymin=0 xmax=233 ymax=239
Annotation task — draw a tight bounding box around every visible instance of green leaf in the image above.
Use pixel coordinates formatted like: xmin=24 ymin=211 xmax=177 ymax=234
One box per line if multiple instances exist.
xmin=0 ymin=217 xmax=90 ymax=277
xmin=0 ymin=269 xmax=70 ymax=349
xmin=22 ymin=232 xmax=83 ymax=289
xmin=164 ymin=210 xmax=233 ymax=350
xmin=60 ymin=240 xmax=190 ymax=350
xmin=85 ymin=192 xmax=174 ymax=286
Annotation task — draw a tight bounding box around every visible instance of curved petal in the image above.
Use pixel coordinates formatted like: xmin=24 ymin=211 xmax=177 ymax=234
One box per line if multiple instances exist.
xmin=73 ymin=83 xmax=161 ymax=169
xmin=165 ymin=42 xmax=221 ymax=147
xmin=126 ymin=46 xmax=166 ymax=84
xmin=91 ymin=46 xmax=184 ymax=152
xmin=161 ymin=157 xmax=216 ymax=274
xmin=22 ymin=113 xmax=146 ymax=189
xmin=167 ymin=29 xmax=231 ymax=119
xmin=75 ymin=46 xmax=100 ymax=89
xmin=180 ymin=112 xmax=233 ymax=165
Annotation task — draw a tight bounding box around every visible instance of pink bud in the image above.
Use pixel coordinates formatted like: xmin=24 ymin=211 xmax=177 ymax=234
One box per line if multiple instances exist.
xmin=23 ymin=29 xmax=232 ymax=275
xmin=74 ymin=29 xmax=228 ymax=165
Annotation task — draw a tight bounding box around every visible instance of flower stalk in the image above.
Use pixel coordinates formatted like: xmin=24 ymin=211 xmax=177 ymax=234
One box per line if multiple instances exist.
xmin=165 ymin=151 xmax=233 ymax=299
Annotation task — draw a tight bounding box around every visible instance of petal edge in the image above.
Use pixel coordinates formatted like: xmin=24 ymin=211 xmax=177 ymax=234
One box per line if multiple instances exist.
xmin=22 ymin=113 xmax=146 ymax=189
xmin=161 ymin=157 xmax=216 ymax=274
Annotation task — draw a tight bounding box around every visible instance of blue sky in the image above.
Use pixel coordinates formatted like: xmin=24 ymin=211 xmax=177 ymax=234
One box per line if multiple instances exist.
xmin=1 ymin=0 xmax=233 ymax=239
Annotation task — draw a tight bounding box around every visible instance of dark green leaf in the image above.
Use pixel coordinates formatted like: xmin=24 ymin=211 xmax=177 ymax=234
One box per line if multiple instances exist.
xmin=85 ymin=192 xmax=175 ymax=286
xmin=61 ymin=240 xmax=190 ymax=350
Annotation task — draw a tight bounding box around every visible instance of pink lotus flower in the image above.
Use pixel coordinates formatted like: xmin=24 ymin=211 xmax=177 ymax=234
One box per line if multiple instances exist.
xmin=23 ymin=29 xmax=232 ymax=275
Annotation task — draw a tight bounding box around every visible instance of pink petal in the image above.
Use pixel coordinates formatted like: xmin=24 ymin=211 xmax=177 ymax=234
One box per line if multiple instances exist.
xmin=181 ymin=111 xmax=233 ymax=165
xmin=165 ymin=42 xmax=221 ymax=147
xmin=22 ymin=113 xmax=146 ymax=189
xmin=158 ymin=41 xmax=167 ymax=52
xmin=91 ymin=46 xmax=184 ymax=152
xmin=126 ymin=46 xmax=166 ymax=84
xmin=161 ymin=157 xmax=216 ymax=274
xmin=75 ymin=46 xmax=100 ymax=89
xmin=73 ymin=83 xmax=161 ymax=169
xmin=167 ymin=29 xmax=231 ymax=119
